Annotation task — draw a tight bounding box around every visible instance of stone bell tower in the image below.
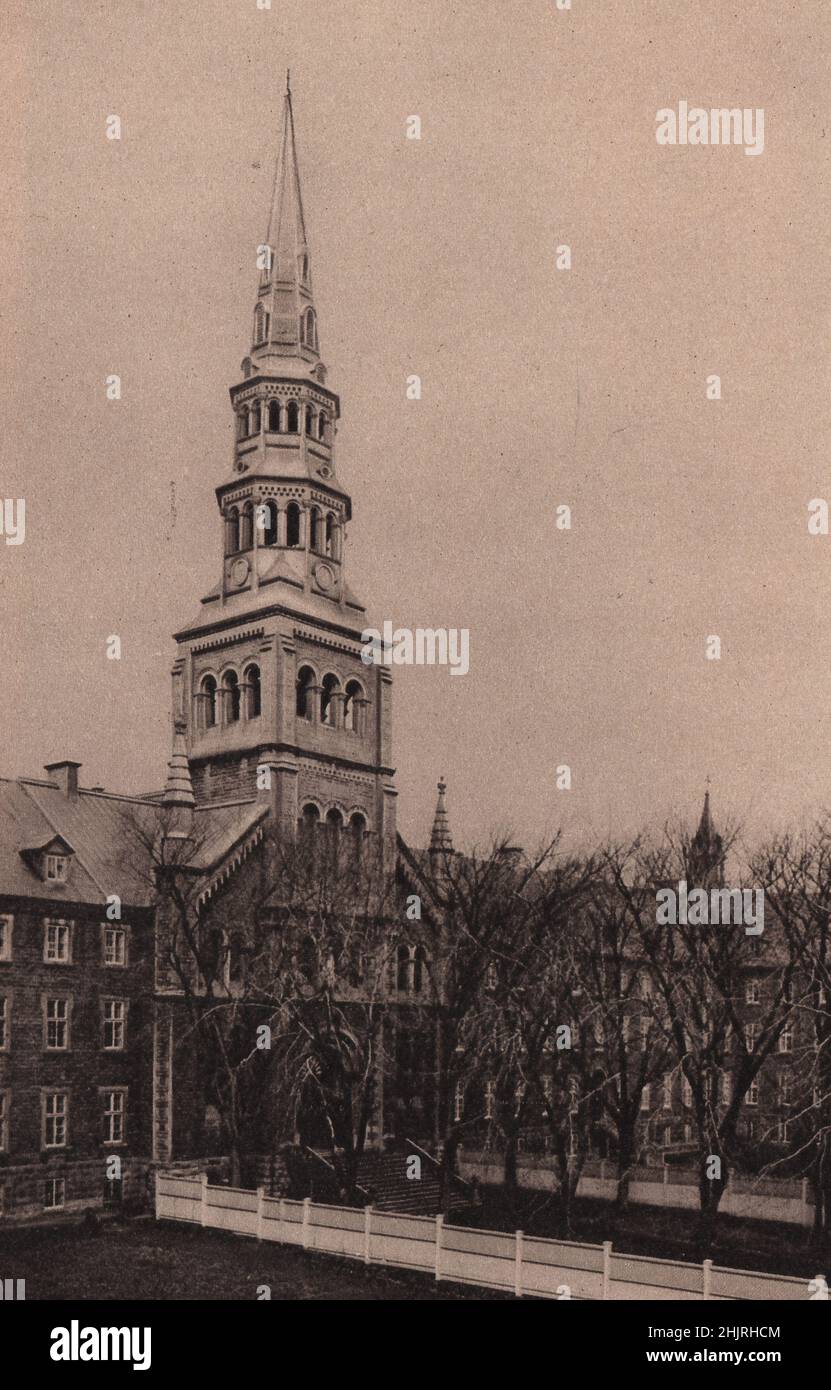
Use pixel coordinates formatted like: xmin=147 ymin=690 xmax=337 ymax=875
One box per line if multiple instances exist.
xmin=171 ymin=77 xmax=397 ymax=870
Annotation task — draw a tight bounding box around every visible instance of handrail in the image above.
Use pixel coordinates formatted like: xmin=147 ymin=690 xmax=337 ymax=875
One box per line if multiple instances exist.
xmin=303 ymin=1146 xmax=372 ymax=1203
xmin=404 ymin=1137 xmax=474 ymax=1194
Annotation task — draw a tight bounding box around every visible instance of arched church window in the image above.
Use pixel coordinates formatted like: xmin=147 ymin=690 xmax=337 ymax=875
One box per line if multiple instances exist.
xmin=299 ymin=803 xmax=320 ymax=850
xmin=309 ymin=507 xmax=321 ymax=553
xmin=286 ymin=401 xmax=299 ymax=433
xmin=397 ymin=944 xmax=411 ymax=993
xmin=237 ymin=412 xmax=247 ymax=441
xmin=285 ymin=502 xmax=301 ymax=548
xmin=349 ymin=811 xmax=366 ymax=863
xmin=261 ymin=500 xmax=277 ymax=546
xmin=320 ymin=673 xmax=339 ymax=726
xmin=250 ymin=402 xmax=261 ymax=435
xmin=325 ymin=513 xmax=335 ymax=557
xmin=305 ymin=405 xmax=314 ymax=435
xmin=225 ymin=507 xmax=239 ymax=555
xmin=240 ymin=502 xmax=254 ymax=551
xmin=413 ymin=945 xmax=428 ymax=994
xmin=222 ymin=670 xmax=240 ymax=724
xmin=296 ymin=666 xmax=316 ymax=719
xmin=201 ymin=675 xmax=217 ymax=729
xmin=267 ymin=399 xmax=281 ymax=432
xmin=244 ymin=664 xmax=261 ymax=719
xmin=318 ymin=412 xmax=328 ymax=442
xmin=343 ymin=679 xmax=364 ymax=733
xmin=303 ymin=308 xmax=317 ymax=349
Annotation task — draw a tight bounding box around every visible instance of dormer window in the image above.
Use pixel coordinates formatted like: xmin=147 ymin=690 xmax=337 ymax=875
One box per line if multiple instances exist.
xmin=46 ymin=854 xmax=69 ymax=883
xmin=22 ymin=836 xmax=75 ymax=884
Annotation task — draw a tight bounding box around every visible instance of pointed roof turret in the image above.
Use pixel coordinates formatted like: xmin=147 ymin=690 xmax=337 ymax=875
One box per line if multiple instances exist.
xmin=252 ymin=75 xmax=320 ymax=376
xmin=429 ymin=777 xmax=454 ymax=854
xmin=162 ymin=720 xmax=195 ymax=810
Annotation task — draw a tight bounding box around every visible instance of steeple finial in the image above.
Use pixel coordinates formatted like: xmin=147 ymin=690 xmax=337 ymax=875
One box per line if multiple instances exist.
xmin=429 ymin=776 xmax=454 ymax=854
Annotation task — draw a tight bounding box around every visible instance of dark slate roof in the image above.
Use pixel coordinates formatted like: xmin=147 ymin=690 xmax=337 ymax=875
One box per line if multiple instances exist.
xmin=0 ymin=777 xmax=267 ymax=908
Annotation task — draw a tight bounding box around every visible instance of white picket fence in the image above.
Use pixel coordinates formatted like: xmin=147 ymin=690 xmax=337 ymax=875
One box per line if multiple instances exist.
xmin=155 ymin=1171 xmax=812 ymax=1301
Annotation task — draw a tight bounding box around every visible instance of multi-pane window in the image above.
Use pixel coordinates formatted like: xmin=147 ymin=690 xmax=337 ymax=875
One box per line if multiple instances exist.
xmin=453 ymin=1081 xmax=464 ymax=1122
xmin=745 ymin=980 xmax=761 ymax=1005
xmin=746 ymin=1080 xmax=759 ymax=1107
xmin=779 ymin=1026 xmax=793 ymax=1054
xmin=45 ymin=999 xmax=69 ymax=1050
xmin=103 ymin=1090 xmax=125 ymax=1144
xmin=484 ymin=1079 xmax=495 ymax=1121
xmin=44 ymin=1177 xmax=65 ymax=1210
xmin=640 ymin=1085 xmax=651 ymax=1112
xmin=0 ymin=996 xmax=7 ymax=1050
xmin=103 ymin=1000 xmax=125 ymax=1051
xmin=103 ymin=927 xmax=127 ymax=967
xmin=44 ymin=920 xmax=71 ymax=964
xmin=778 ymin=1074 xmax=792 ymax=1107
xmin=746 ymin=1022 xmax=760 ymax=1050
xmin=720 ymin=1072 xmax=731 ymax=1105
xmin=663 ymin=1074 xmax=673 ymax=1109
xmin=682 ymin=1076 xmax=693 ymax=1107
xmin=0 ymin=915 xmax=12 ymax=961
xmin=0 ymin=1091 xmax=8 ymax=1151
xmin=776 ymin=1119 xmax=790 ymax=1143
xmin=45 ymin=854 xmax=69 ymax=882
xmin=43 ymin=1092 xmax=68 ymax=1148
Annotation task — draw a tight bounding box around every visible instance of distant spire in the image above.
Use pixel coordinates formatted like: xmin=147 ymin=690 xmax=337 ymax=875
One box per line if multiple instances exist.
xmin=429 ymin=777 xmax=454 ymax=854
xmin=253 ymin=79 xmax=318 ymax=371
xmin=690 ymin=784 xmax=724 ymax=886
xmin=163 ymin=720 xmax=195 ymax=809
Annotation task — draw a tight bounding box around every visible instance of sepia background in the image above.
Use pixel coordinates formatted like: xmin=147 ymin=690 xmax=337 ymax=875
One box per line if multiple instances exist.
xmin=1 ymin=0 xmax=829 ymax=852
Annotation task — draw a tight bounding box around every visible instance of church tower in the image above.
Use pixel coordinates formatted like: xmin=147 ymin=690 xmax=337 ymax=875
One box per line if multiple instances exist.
xmin=171 ymin=80 xmax=397 ymax=869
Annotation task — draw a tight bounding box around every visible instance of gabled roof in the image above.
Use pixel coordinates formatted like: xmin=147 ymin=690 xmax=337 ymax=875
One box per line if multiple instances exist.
xmin=0 ymin=776 xmax=270 ymax=910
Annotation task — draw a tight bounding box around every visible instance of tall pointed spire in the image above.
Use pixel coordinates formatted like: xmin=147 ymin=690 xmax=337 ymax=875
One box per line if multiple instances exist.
xmin=429 ymin=777 xmax=454 ymax=854
xmin=252 ymin=79 xmax=319 ymax=375
xmin=689 ymin=783 xmax=724 ymax=887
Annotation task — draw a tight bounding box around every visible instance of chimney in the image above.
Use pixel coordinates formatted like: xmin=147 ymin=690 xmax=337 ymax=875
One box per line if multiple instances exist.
xmin=44 ymin=761 xmax=82 ymax=799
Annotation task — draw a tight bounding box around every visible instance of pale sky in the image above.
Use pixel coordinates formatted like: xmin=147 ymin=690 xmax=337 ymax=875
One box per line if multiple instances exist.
xmin=1 ymin=0 xmax=830 ymax=853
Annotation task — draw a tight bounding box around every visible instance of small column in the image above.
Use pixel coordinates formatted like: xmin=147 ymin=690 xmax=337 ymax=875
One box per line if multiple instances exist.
xmin=276 ymin=505 xmax=286 ymax=548
xmin=330 ymin=691 xmax=346 ymax=730
xmin=354 ymin=697 xmax=370 ymax=739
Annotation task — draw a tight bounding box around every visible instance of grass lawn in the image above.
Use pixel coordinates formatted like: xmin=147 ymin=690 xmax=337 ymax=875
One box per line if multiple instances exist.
xmin=0 ymin=1217 xmax=511 ymax=1301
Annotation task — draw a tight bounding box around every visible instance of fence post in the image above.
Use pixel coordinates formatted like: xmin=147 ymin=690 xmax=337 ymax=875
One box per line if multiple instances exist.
xmin=364 ymin=1205 xmax=373 ymax=1265
xmin=515 ymin=1230 xmax=524 ymax=1298
xmin=301 ymin=1196 xmax=311 ymax=1250
xmin=602 ymin=1240 xmax=612 ymax=1300
xmin=663 ymin=1164 xmax=669 ymax=1206
xmin=256 ymin=1187 xmax=264 ymax=1243
xmin=435 ymin=1214 xmax=444 ymax=1283
xmin=702 ymin=1258 xmax=712 ymax=1301
xmin=278 ymin=1196 xmax=286 ymax=1245
xmin=200 ymin=1172 xmax=209 ymax=1227
xmin=802 ymin=1178 xmax=810 ymax=1228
